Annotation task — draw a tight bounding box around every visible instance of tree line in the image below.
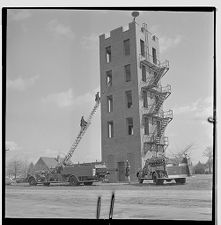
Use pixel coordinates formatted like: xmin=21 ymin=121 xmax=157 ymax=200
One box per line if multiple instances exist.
xmin=6 ymin=160 xmax=34 ymax=179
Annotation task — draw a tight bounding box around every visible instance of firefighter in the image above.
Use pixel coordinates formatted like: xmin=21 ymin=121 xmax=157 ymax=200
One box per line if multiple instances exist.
xmin=80 ymin=116 xmax=87 ymax=130
xmin=182 ymin=153 xmax=188 ymax=164
xmin=182 ymin=154 xmax=191 ymax=176
xmin=57 ymin=165 xmax=63 ymax=174
xmin=95 ymin=92 xmax=100 ymax=103
xmin=125 ymin=160 xmax=131 ymax=184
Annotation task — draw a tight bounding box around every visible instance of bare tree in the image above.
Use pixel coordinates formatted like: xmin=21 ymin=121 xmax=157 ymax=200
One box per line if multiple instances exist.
xmin=27 ymin=162 xmax=35 ymax=174
xmin=166 ymin=143 xmax=194 ymax=164
xmin=203 ymin=146 xmax=213 ymax=174
xmin=7 ymin=160 xmax=29 ymax=179
xmin=7 ymin=160 xmax=22 ymax=179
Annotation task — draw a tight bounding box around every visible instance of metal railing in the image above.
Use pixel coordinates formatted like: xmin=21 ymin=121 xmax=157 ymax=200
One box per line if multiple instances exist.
xmin=140 ymin=104 xmax=155 ymax=115
xmin=142 ymin=133 xmax=155 ymax=143
xmin=154 ymin=109 xmax=173 ymax=119
xmin=159 ymin=84 xmax=171 ymax=93
xmin=139 ymin=53 xmax=169 ymax=69
xmin=143 ymin=134 xmax=168 ymax=146
xmin=140 ymin=80 xmax=171 ymax=92
xmin=163 ymin=110 xmax=173 ymax=119
xmin=163 ymin=136 xmax=169 ymax=146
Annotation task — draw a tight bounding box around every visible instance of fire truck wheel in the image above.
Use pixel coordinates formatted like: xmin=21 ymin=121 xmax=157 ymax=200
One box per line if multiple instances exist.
xmin=152 ymin=173 xmax=164 ymax=185
xmin=69 ymin=175 xmax=79 ymax=186
xmin=138 ymin=178 xmax=144 ymax=183
xmin=28 ymin=177 xmax=37 ymax=186
xmin=175 ymin=178 xmax=186 ymax=184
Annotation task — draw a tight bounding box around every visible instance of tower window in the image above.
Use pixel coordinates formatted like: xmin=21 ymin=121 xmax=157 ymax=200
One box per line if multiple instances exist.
xmin=107 ymin=95 xmax=113 ymax=112
xmin=106 ymin=70 xmax=112 ymax=86
xmin=157 ymin=120 xmax=161 ymax=136
xmin=106 ymin=46 xmax=111 ymax=63
xmin=142 ymin=65 xmax=146 ymax=82
xmin=126 ymin=118 xmax=134 ymax=135
xmin=140 ymin=40 xmax=145 ymax=57
xmin=123 ymin=39 xmax=130 ymax=56
xmin=125 ymin=64 xmax=131 ymax=82
xmin=144 ymin=117 xmax=149 ymax=135
xmin=125 ymin=91 xmax=132 ymax=108
xmin=143 ymin=90 xmax=148 ymax=108
xmin=107 ymin=121 xmax=114 ymax=138
xmin=152 ymin=47 xmax=157 ymax=64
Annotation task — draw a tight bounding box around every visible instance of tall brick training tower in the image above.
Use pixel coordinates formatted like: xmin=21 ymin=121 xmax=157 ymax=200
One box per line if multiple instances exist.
xmin=99 ymin=19 xmax=173 ymax=182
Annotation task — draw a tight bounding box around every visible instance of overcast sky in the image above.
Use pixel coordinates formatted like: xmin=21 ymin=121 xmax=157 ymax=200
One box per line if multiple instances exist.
xmin=5 ymin=9 xmax=214 ymax=165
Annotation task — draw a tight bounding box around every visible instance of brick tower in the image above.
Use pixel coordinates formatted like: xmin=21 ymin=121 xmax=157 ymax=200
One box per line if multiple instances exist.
xmin=99 ymin=18 xmax=172 ymax=182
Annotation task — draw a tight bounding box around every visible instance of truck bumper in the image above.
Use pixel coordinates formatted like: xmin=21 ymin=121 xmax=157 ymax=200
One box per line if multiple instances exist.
xmin=167 ymin=174 xmax=188 ymax=179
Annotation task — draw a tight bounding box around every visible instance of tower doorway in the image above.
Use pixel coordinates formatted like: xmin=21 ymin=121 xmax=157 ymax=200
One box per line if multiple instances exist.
xmin=117 ymin=161 xmax=125 ymax=182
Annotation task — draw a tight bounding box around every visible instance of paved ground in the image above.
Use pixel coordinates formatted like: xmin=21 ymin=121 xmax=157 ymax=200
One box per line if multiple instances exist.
xmin=5 ymin=174 xmax=212 ymax=220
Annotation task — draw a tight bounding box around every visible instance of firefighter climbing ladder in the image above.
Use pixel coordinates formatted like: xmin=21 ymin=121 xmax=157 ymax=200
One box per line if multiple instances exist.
xmin=61 ymin=89 xmax=107 ymax=166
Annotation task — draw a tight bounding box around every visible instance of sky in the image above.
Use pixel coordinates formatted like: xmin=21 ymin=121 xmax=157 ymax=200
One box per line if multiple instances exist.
xmin=5 ymin=9 xmax=214 ymax=165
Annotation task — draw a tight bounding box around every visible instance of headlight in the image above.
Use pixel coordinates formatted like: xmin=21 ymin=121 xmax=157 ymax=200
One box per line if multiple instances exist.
xmin=92 ymin=168 xmax=96 ymax=176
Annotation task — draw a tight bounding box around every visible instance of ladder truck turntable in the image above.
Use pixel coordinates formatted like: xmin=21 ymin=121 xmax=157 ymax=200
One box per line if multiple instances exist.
xmin=28 ymin=93 xmax=108 ymax=186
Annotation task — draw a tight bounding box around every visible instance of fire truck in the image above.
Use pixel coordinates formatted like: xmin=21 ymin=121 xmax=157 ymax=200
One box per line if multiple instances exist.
xmin=28 ymin=93 xmax=108 ymax=186
xmin=136 ymin=155 xmax=191 ymax=185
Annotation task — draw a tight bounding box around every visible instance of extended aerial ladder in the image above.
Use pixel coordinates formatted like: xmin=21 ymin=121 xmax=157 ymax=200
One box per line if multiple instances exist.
xmin=54 ymin=91 xmax=104 ymax=172
xmin=61 ymin=95 xmax=101 ymax=166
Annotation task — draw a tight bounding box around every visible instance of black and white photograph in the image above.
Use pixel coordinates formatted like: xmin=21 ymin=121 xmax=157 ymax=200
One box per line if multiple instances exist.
xmin=3 ymin=7 xmax=215 ymax=222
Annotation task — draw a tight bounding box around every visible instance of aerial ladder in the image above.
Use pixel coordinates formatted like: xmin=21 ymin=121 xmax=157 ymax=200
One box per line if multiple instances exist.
xmin=54 ymin=91 xmax=103 ymax=172
xmin=61 ymin=93 xmax=101 ymax=166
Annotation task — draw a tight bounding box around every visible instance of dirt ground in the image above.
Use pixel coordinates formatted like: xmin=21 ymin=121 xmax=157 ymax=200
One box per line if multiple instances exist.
xmin=5 ymin=174 xmax=213 ymax=220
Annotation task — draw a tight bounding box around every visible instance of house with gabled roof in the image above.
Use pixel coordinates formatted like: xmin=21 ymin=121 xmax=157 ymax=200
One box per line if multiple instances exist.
xmin=33 ymin=157 xmax=59 ymax=172
xmin=33 ymin=156 xmax=73 ymax=172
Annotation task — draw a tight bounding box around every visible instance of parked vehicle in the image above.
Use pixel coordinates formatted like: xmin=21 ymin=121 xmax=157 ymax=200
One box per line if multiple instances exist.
xmin=136 ymin=156 xmax=191 ymax=185
xmin=15 ymin=176 xmax=28 ymax=183
xmin=28 ymin=163 xmax=107 ymax=186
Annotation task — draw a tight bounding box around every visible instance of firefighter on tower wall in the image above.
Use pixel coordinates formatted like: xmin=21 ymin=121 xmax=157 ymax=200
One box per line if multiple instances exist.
xmin=95 ymin=92 xmax=100 ymax=103
xmin=125 ymin=160 xmax=131 ymax=184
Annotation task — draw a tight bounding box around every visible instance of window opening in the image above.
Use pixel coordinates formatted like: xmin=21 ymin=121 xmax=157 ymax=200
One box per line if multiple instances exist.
xmin=144 ymin=117 xmax=149 ymax=135
xmin=123 ymin=39 xmax=130 ymax=56
xmin=125 ymin=64 xmax=131 ymax=82
xmin=143 ymin=90 xmax=148 ymax=107
xmin=140 ymin=40 xmax=145 ymax=57
xmin=106 ymin=46 xmax=111 ymax=63
xmin=106 ymin=70 xmax=112 ymax=86
xmin=107 ymin=95 xmax=113 ymax=112
xmin=126 ymin=91 xmax=132 ymax=108
xmin=107 ymin=121 xmax=114 ymax=138
xmin=127 ymin=118 xmax=134 ymax=135
xmin=152 ymin=47 xmax=157 ymax=64
xmin=156 ymin=120 xmax=161 ymax=136
xmin=142 ymin=65 xmax=146 ymax=82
